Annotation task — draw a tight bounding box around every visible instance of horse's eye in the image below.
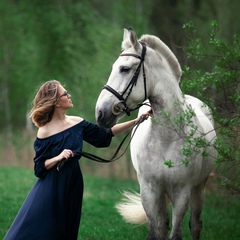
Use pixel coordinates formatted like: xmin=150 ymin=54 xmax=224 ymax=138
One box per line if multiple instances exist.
xmin=120 ymin=66 xmax=131 ymax=73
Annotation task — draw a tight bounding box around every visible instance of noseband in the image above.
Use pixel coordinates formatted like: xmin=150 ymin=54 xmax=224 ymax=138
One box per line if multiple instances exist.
xmin=103 ymin=43 xmax=147 ymax=116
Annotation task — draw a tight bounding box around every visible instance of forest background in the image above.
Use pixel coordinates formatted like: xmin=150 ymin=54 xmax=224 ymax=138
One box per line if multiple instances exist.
xmin=0 ymin=0 xmax=239 ymax=189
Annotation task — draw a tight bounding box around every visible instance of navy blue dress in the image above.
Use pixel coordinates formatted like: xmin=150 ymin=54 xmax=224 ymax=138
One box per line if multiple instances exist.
xmin=4 ymin=120 xmax=113 ymax=240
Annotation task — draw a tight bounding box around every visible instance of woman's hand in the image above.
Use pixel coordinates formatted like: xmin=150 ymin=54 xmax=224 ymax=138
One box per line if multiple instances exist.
xmin=136 ymin=108 xmax=153 ymax=123
xmin=45 ymin=149 xmax=73 ymax=170
xmin=58 ymin=149 xmax=74 ymax=161
xmin=111 ymin=108 xmax=153 ymax=136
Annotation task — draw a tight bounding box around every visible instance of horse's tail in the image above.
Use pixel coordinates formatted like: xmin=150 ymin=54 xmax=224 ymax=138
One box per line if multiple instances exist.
xmin=115 ymin=191 xmax=147 ymax=224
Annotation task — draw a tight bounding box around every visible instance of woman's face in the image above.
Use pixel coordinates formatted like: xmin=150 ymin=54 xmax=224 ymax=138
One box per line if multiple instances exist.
xmin=56 ymin=85 xmax=73 ymax=109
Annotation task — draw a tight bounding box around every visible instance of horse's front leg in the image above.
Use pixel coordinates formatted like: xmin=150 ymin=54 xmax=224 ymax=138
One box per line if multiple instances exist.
xmin=139 ymin=177 xmax=169 ymax=240
xmin=169 ymin=187 xmax=190 ymax=240
xmin=189 ymin=181 xmax=207 ymax=240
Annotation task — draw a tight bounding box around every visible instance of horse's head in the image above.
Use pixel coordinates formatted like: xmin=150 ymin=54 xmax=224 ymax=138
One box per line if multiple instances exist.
xmin=95 ymin=29 xmax=182 ymax=128
xmin=95 ymin=29 xmax=150 ymax=127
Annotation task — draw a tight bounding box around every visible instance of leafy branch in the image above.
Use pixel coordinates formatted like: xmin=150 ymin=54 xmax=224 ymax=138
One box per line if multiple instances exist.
xmin=181 ymin=20 xmax=240 ymax=192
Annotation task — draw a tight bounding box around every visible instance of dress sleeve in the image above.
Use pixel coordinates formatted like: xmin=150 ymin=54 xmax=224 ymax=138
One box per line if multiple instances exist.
xmin=83 ymin=120 xmax=113 ymax=148
xmin=33 ymin=138 xmax=52 ymax=178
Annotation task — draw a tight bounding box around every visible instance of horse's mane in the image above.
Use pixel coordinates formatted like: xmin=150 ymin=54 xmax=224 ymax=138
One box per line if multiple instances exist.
xmin=139 ymin=34 xmax=182 ymax=82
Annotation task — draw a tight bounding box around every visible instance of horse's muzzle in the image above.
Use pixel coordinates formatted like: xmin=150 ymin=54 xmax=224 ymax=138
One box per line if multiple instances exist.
xmin=96 ymin=108 xmax=118 ymax=128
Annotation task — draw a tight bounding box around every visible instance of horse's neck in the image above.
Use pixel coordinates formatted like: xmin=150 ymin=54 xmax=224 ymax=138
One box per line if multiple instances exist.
xmin=149 ymin=85 xmax=188 ymax=140
xmin=150 ymin=81 xmax=184 ymax=114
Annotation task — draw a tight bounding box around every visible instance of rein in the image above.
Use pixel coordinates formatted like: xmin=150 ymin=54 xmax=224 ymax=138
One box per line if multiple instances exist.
xmin=102 ymin=43 xmax=147 ymax=116
xmin=57 ymin=44 xmax=149 ymax=171
xmin=57 ymin=115 xmax=149 ymax=171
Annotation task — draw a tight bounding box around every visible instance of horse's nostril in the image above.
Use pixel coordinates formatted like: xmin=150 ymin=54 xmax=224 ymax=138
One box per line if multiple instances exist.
xmin=112 ymin=103 xmax=122 ymax=115
xmin=97 ymin=110 xmax=103 ymax=122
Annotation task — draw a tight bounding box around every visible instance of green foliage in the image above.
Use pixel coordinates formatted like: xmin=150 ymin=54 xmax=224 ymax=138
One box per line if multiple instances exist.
xmin=1 ymin=0 xmax=240 ymax=192
xmin=156 ymin=100 xmax=213 ymax=168
xmin=182 ymin=20 xmax=240 ymax=192
xmin=154 ymin=20 xmax=239 ymax=192
xmin=163 ymin=159 xmax=174 ymax=168
xmin=0 ymin=0 xmax=153 ymax=132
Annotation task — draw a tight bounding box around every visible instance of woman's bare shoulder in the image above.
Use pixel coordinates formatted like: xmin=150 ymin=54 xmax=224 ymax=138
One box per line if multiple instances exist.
xmin=67 ymin=115 xmax=84 ymax=124
xmin=37 ymin=116 xmax=84 ymax=139
xmin=37 ymin=125 xmax=52 ymax=139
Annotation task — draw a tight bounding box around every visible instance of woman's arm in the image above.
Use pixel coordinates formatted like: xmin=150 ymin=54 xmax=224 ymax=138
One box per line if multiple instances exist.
xmin=44 ymin=149 xmax=73 ymax=170
xmin=111 ymin=110 xmax=152 ymax=136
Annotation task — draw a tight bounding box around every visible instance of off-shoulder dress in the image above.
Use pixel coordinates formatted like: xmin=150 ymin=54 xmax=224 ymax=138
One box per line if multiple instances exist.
xmin=4 ymin=120 xmax=113 ymax=240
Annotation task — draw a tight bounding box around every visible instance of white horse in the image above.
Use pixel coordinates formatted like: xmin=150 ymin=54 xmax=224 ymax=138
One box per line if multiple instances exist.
xmin=95 ymin=29 xmax=217 ymax=240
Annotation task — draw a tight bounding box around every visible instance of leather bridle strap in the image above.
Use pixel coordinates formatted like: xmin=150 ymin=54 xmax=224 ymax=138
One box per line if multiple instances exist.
xmin=102 ymin=44 xmax=147 ymax=116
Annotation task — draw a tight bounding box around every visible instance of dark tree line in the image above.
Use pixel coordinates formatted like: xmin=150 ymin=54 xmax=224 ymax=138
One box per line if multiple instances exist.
xmin=0 ymin=0 xmax=239 ymax=187
xmin=1 ymin=0 xmax=239 ymax=132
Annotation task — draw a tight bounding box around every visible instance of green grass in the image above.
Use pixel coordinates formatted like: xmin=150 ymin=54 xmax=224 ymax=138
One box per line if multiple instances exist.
xmin=0 ymin=166 xmax=240 ymax=239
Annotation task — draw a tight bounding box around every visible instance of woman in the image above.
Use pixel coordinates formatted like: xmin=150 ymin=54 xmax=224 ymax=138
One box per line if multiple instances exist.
xmin=4 ymin=80 xmax=150 ymax=240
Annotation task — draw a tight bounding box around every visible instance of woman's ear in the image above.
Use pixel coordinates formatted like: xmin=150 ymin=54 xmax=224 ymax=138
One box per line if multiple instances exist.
xmin=55 ymin=102 xmax=60 ymax=108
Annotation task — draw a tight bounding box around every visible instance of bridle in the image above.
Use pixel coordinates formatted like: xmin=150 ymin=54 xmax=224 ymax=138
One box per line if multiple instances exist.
xmin=103 ymin=43 xmax=147 ymax=116
xmin=57 ymin=44 xmax=150 ymax=171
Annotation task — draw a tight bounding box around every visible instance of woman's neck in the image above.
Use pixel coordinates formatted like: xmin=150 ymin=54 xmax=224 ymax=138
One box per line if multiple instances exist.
xmin=51 ymin=109 xmax=68 ymax=123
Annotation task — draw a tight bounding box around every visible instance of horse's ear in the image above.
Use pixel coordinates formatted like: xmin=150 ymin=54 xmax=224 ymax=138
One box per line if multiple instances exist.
xmin=123 ymin=28 xmax=131 ymax=42
xmin=129 ymin=29 xmax=140 ymax=51
xmin=123 ymin=28 xmax=140 ymax=51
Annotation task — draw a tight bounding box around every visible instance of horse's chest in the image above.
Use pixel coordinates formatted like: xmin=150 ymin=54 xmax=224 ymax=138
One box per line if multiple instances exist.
xmin=143 ymin=137 xmax=182 ymax=160
xmin=132 ymin=137 xmax=182 ymax=174
xmin=130 ymin=122 xmax=186 ymax=177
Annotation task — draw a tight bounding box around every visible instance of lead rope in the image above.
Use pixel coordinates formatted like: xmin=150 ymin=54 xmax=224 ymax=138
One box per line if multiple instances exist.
xmin=57 ymin=115 xmax=148 ymax=171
